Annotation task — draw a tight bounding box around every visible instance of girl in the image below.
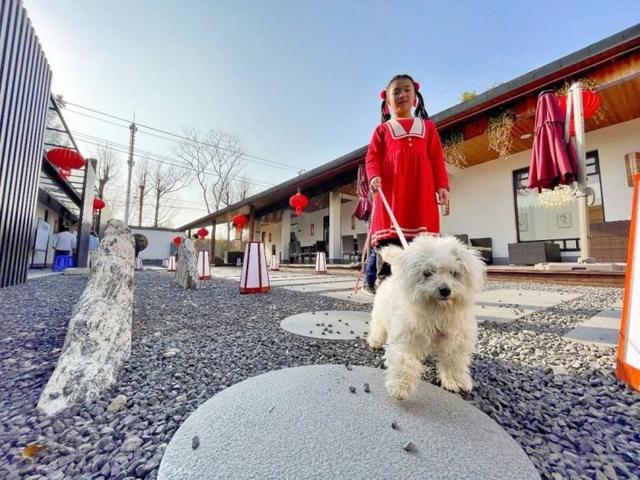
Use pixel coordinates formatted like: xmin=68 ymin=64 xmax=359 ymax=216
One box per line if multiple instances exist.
xmin=365 ymin=74 xmax=449 ymax=255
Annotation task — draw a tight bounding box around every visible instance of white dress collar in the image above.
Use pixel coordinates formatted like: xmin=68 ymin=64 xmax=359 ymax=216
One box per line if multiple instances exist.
xmin=386 ymin=118 xmax=425 ymax=139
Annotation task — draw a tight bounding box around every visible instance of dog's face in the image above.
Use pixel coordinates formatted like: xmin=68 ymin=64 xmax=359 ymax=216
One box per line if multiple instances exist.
xmin=378 ymin=235 xmax=485 ymax=306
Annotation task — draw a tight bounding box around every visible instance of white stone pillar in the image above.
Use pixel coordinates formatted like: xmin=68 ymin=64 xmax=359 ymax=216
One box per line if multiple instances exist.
xmin=280 ymin=209 xmax=291 ymax=262
xmin=328 ymin=191 xmax=342 ymax=263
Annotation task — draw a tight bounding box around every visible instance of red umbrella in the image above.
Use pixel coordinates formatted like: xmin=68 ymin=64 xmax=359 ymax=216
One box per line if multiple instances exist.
xmin=528 ymin=92 xmax=578 ymax=191
xmin=353 ymin=165 xmax=372 ymax=220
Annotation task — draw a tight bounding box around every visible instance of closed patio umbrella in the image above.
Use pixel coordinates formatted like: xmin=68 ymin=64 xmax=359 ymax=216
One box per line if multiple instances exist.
xmin=528 ymin=91 xmax=578 ymax=191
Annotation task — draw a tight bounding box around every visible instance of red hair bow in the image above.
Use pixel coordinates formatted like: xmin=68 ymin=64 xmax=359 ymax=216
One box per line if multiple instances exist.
xmin=379 ymin=90 xmax=387 ymax=100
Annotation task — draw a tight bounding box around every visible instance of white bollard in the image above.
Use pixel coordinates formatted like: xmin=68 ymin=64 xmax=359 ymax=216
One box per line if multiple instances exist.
xmin=239 ymin=242 xmax=271 ymax=294
xmin=269 ymin=254 xmax=280 ymax=271
xmin=162 ymin=259 xmax=168 ymax=267
xmin=167 ymin=256 xmax=177 ymax=272
xmin=134 ymin=257 xmax=144 ymax=271
xmin=197 ymin=251 xmax=212 ymax=280
xmin=315 ymin=251 xmax=327 ymax=274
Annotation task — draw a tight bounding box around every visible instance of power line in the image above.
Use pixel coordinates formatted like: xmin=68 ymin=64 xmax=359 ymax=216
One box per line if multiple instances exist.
xmin=62 ymin=100 xmax=302 ymax=172
xmin=72 ymin=132 xmax=274 ymax=189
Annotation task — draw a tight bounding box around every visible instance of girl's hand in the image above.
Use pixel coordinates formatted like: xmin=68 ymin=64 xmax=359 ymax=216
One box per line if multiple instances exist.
xmin=436 ymin=188 xmax=449 ymax=205
xmin=369 ymin=176 xmax=381 ymax=192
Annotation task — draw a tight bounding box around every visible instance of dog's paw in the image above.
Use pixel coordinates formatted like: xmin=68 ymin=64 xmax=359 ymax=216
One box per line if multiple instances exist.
xmin=367 ymin=334 xmax=385 ymax=350
xmin=439 ymin=373 xmax=473 ymax=393
xmin=385 ymin=378 xmax=417 ymax=400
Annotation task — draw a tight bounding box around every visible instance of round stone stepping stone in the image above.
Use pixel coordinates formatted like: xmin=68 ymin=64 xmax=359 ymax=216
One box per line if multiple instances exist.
xmin=280 ymin=310 xmax=370 ymax=340
xmin=158 ymin=365 xmax=540 ymax=480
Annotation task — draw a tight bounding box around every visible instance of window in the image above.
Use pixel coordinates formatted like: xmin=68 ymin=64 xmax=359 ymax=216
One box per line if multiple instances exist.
xmin=512 ymin=151 xmax=604 ymax=251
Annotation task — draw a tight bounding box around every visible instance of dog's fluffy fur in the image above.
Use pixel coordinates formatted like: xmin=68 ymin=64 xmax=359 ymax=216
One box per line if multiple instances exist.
xmin=367 ymin=235 xmax=486 ymax=400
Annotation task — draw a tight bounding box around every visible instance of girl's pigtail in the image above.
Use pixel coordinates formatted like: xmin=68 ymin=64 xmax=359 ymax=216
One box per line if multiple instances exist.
xmin=380 ymin=100 xmax=391 ymax=123
xmin=415 ymin=91 xmax=429 ymax=120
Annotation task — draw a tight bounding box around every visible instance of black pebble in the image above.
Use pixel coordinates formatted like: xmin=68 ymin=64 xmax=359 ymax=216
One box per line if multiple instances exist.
xmin=403 ymin=441 xmax=416 ymax=453
xmin=391 ymin=421 xmax=399 ymax=430
xmin=349 ymin=386 xmax=356 ymax=394
xmin=345 ymin=363 xmax=352 ymax=371
xmin=364 ymin=383 xmax=370 ymax=393
xmin=192 ymin=435 xmax=200 ymax=449
xmin=328 ymin=324 xmax=333 ymax=327
xmin=309 ymin=330 xmax=313 ymax=334
xmin=324 ymin=312 xmax=328 ymax=316
xmin=350 ymin=331 xmax=354 ymax=334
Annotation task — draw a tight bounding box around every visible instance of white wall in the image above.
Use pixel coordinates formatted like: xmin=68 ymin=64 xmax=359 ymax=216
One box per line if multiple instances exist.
xmin=441 ymin=117 xmax=640 ymax=261
xmin=130 ymin=227 xmax=176 ymax=260
xmin=256 ymin=220 xmax=282 ymax=261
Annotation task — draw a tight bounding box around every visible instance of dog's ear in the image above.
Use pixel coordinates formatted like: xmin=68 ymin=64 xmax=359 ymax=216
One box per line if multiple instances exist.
xmin=454 ymin=244 xmax=486 ymax=293
xmin=378 ymin=244 xmax=404 ymax=267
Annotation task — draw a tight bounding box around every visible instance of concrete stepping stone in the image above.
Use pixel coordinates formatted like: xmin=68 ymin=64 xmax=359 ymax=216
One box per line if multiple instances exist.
xmin=283 ymin=280 xmax=357 ymax=292
xmin=564 ymin=305 xmax=622 ymax=346
xmin=158 ymin=365 xmax=540 ymax=480
xmin=322 ymin=289 xmax=375 ymax=304
xmin=281 ymin=310 xmax=370 ymax=340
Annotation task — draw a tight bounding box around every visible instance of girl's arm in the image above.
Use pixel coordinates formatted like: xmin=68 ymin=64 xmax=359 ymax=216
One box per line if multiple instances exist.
xmin=365 ymin=126 xmax=385 ymax=190
xmin=426 ymin=120 xmax=449 ymax=191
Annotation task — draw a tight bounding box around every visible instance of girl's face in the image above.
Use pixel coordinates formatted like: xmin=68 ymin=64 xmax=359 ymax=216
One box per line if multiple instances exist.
xmin=387 ymin=78 xmax=416 ymax=118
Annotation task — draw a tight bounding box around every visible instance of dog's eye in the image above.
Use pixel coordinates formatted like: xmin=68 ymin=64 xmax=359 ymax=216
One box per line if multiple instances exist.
xmin=451 ymin=270 xmax=459 ymax=278
xmin=423 ymin=271 xmax=432 ymax=278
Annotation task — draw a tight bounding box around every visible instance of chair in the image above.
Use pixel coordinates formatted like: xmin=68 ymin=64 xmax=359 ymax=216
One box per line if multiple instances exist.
xmin=342 ymin=235 xmax=357 ymax=262
xmin=288 ymin=241 xmax=301 ymax=263
xmin=356 ymin=233 xmax=368 ymax=256
xmin=508 ymin=242 xmax=561 ymax=265
xmin=470 ymin=238 xmax=493 ymax=265
xmin=453 ymin=234 xmax=493 ymax=265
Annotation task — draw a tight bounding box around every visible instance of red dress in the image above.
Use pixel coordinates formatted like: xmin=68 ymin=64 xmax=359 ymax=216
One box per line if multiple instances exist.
xmin=365 ymin=117 xmax=449 ymax=247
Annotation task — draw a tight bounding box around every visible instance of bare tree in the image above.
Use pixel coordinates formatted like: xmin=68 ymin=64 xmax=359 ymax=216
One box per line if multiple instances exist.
xmin=150 ymin=163 xmax=190 ymax=227
xmin=175 ymin=128 xmax=245 ymax=213
xmin=95 ymin=142 xmax=121 ymax=199
xmin=134 ymin=157 xmax=152 ymax=226
xmin=232 ymin=174 xmax=252 ymax=203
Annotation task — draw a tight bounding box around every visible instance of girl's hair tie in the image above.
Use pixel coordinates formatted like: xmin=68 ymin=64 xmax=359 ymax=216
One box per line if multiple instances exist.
xmin=379 ymin=89 xmax=387 ymax=100
xmin=413 ymin=81 xmax=420 ymax=92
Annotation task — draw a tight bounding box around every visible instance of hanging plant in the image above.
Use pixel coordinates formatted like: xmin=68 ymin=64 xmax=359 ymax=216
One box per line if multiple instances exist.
xmin=442 ymin=131 xmax=466 ymax=169
xmin=487 ymin=110 xmax=516 ymax=159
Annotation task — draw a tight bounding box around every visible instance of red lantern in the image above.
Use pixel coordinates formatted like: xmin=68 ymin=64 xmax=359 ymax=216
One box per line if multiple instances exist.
xmin=558 ymin=90 xmax=601 ymax=135
xmin=172 ymin=236 xmax=182 ymax=246
xmin=47 ymin=148 xmax=86 ymax=169
xmin=92 ymin=198 xmax=106 ymax=215
xmin=197 ymin=227 xmax=209 ymax=239
xmin=289 ymin=191 xmax=309 ymax=216
xmin=232 ymin=214 xmax=248 ymax=233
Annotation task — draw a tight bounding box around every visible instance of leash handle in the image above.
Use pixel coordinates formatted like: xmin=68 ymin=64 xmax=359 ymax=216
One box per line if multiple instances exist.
xmin=377 ymin=187 xmax=409 ymax=248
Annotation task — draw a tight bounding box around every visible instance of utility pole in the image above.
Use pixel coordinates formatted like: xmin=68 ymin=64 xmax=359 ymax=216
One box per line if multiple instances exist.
xmin=124 ymin=115 xmax=137 ymax=225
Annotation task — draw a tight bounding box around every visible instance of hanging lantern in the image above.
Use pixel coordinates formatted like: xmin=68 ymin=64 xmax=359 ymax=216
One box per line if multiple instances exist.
xmin=47 ymin=148 xmax=86 ymax=169
xmin=92 ymin=198 xmax=106 ymax=215
xmin=558 ymin=90 xmax=601 ymax=135
xmin=289 ymin=189 xmax=309 ymax=216
xmin=197 ymin=227 xmax=209 ymax=239
xmin=232 ymin=214 xmax=248 ymax=233
xmin=172 ymin=236 xmax=182 ymax=246
xmin=59 ymin=168 xmax=71 ymax=180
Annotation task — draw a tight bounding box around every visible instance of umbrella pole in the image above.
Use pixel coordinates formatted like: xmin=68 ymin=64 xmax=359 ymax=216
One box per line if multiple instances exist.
xmin=569 ymin=82 xmax=594 ymax=263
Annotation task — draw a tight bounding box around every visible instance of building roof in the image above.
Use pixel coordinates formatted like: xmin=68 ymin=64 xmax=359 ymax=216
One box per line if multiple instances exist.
xmin=179 ymin=23 xmax=640 ymax=231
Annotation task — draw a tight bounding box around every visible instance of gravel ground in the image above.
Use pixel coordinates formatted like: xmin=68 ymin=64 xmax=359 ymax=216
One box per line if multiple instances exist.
xmin=0 ymin=270 xmax=638 ymax=480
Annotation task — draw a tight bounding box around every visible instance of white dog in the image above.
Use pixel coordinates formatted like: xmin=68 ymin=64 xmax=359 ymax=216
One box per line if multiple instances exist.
xmin=367 ymin=235 xmax=486 ymax=400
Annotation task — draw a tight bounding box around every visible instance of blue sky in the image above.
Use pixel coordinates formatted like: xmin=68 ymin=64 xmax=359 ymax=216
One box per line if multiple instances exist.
xmin=24 ymin=0 xmax=640 ymax=225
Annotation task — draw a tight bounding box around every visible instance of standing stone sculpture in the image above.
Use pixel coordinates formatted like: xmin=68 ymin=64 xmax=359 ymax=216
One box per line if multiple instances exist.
xmin=37 ymin=220 xmax=135 ymax=416
xmin=175 ymin=236 xmax=200 ymax=289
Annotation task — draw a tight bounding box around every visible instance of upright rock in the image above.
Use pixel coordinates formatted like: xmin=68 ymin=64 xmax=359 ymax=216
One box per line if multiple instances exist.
xmin=37 ymin=220 xmax=135 ymax=416
xmin=175 ymin=236 xmax=200 ymax=289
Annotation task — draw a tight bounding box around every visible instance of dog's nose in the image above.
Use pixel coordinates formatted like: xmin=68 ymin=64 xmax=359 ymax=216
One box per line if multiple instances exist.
xmin=438 ymin=286 xmax=451 ymax=297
